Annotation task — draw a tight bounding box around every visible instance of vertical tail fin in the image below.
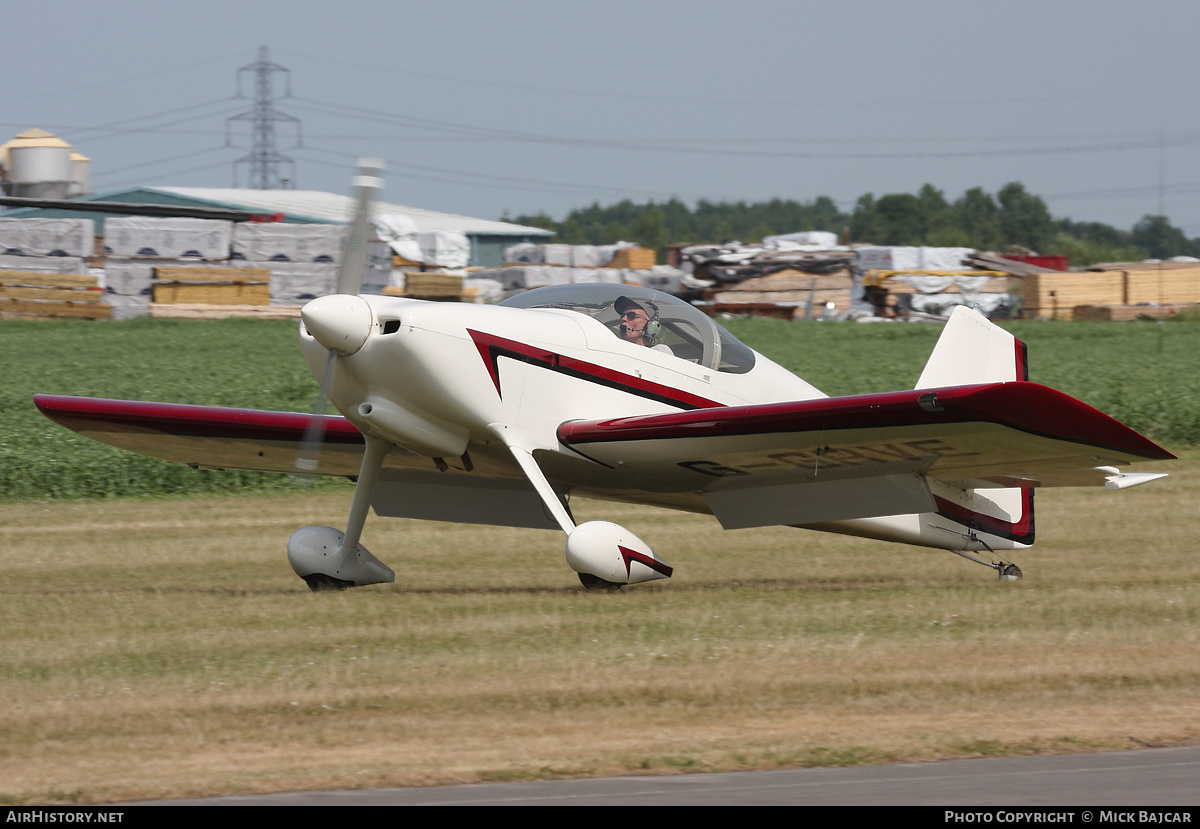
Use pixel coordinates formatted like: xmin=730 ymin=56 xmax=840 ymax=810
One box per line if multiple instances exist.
xmin=915 ymin=306 xmax=1028 ymax=389
xmin=918 ymin=306 xmax=1034 ymax=549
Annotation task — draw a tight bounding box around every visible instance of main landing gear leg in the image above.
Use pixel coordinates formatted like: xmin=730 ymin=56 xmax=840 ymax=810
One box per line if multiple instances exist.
xmin=287 ymin=434 xmax=396 ymax=591
xmin=488 ymin=423 xmax=672 ymax=590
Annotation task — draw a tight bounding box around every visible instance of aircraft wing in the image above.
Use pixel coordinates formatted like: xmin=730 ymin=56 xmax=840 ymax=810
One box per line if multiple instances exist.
xmin=556 ymin=381 xmax=1174 ymax=529
xmin=34 ymin=394 xmax=370 ymax=477
xmin=33 ymin=394 xmax=557 ymax=529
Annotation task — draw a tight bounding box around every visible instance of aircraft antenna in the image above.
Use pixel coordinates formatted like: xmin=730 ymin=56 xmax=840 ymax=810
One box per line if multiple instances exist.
xmin=227 ymin=45 xmax=301 ymax=189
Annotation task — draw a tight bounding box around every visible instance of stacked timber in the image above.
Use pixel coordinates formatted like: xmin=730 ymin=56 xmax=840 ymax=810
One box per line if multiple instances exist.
xmin=1021 ymin=271 xmax=1124 ymax=319
xmin=706 ymin=269 xmax=854 ymax=319
xmin=0 ymin=271 xmax=110 ymax=320
xmin=391 ymin=272 xmax=466 ymax=301
xmin=0 ymin=219 xmax=108 ymax=320
xmin=149 ymin=304 xmax=301 ymax=320
xmin=150 ymin=266 xmax=270 ymax=308
xmin=1022 ymin=264 xmax=1200 ymax=320
xmin=1115 ymin=264 xmax=1200 ymax=305
xmin=605 ymin=247 xmax=656 ymax=270
xmin=383 ymin=272 xmax=480 ymax=303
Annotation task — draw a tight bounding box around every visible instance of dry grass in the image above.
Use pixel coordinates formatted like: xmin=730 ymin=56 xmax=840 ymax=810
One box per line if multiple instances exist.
xmin=0 ymin=452 xmax=1195 ymax=803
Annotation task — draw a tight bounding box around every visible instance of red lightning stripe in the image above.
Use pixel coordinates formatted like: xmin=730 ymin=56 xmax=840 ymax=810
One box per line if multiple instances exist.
xmin=619 ymin=545 xmax=673 ymax=578
xmin=467 ymin=328 xmax=722 ymax=411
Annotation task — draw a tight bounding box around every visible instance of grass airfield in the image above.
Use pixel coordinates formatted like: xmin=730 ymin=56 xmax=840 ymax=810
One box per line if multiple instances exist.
xmin=0 ymin=315 xmax=1196 ymax=803
xmin=1 ymin=456 xmax=1195 ymax=803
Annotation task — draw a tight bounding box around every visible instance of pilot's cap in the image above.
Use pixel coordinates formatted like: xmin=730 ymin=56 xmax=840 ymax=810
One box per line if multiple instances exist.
xmin=615 ymin=295 xmax=651 ymax=317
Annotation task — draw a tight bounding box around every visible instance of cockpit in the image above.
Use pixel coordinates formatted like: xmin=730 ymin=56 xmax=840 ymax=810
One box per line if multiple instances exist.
xmin=499 ymin=284 xmax=756 ymax=374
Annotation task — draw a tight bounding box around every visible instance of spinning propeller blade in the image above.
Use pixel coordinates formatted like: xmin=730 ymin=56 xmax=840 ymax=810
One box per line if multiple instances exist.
xmin=294 ymin=159 xmax=385 ymax=477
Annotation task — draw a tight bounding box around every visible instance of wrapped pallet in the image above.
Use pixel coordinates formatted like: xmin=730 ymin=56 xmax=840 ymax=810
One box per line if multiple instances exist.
xmin=541 ymin=244 xmax=572 ymax=266
xmin=504 ymin=242 xmax=543 ymax=264
xmin=104 ymin=217 xmax=232 ymax=259
xmin=259 ymin=262 xmax=340 ymax=305
xmin=570 ymin=245 xmax=600 ymax=267
xmin=105 ymin=258 xmax=185 ymax=297
xmin=417 ymin=230 xmax=470 ymax=269
xmin=232 ymin=223 xmax=346 ymax=263
xmin=0 ymin=218 xmax=94 ymax=257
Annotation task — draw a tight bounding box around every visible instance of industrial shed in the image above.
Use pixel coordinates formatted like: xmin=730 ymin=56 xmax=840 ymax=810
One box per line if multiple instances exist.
xmin=2 ymin=186 xmax=552 ymax=267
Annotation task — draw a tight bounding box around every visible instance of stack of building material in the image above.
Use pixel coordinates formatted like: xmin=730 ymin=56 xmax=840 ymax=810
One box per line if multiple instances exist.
xmin=1019 ymin=271 xmax=1124 ymax=320
xmin=1111 ymin=263 xmax=1200 ymax=305
xmin=1017 ymin=262 xmax=1200 ymax=320
xmin=463 ymin=263 xmax=687 ymax=298
xmin=105 ymin=217 xmax=232 ymax=259
xmin=150 ymin=267 xmax=271 ymax=316
xmin=232 ymin=223 xmax=344 ymax=263
xmin=230 ymin=222 xmax=346 ymax=305
xmin=0 ymin=218 xmax=107 ymax=319
xmin=149 ymin=304 xmax=301 ymax=320
xmin=490 ymin=242 xmax=659 ymax=293
xmin=0 ymin=270 xmax=109 ymax=319
xmin=392 ymin=272 xmax=466 ymax=300
xmin=681 ymin=239 xmax=855 ymax=318
xmin=605 ymin=247 xmax=656 ymax=270
xmin=862 ymin=270 xmax=1015 ymax=318
xmin=684 ymin=243 xmax=853 ymax=284
xmin=965 ymin=252 xmax=1059 ymax=277
xmin=1054 ymin=262 xmax=1200 ymax=321
xmin=101 ymin=217 xmax=236 ymax=319
xmin=707 ymin=269 xmax=854 ymax=319
xmin=503 ymin=242 xmax=639 ymax=268
xmin=0 ymin=217 xmax=95 ymax=258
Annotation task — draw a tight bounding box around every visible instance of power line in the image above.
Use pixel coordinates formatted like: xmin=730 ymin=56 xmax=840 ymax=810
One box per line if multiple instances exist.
xmin=287 ymin=95 xmax=1200 ymax=161
xmin=274 ymin=48 xmax=1200 ymax=112
xmin=91 ymin=145 xmax=233 ymax=181
xmin=100 ymin=157 xmax=240 ymax=192
xmin=65 ymin=97 xmax=241 ymax=140
xmin=293 ymin=145 xmax=717 ymax=201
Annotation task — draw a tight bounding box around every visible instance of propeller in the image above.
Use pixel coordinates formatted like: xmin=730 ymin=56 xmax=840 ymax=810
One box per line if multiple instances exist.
xmin=293 ymin=159 xmax=384 ymax=477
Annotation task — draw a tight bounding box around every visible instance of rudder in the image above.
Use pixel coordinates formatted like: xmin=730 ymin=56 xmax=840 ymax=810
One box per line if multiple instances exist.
xmin=915 ymin=305 xmax=1027 ymax=389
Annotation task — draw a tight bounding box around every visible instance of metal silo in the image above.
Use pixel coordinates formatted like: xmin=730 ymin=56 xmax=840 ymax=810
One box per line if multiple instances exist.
xmin=1 ymin=129 xmax=73 ymax=198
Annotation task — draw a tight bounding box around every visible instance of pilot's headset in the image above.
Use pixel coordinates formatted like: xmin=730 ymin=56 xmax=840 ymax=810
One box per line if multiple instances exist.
xmin=616 ymin=296 xmax=662 ymax=343
xmin=642 ymin=301 xmax=663 ymax=343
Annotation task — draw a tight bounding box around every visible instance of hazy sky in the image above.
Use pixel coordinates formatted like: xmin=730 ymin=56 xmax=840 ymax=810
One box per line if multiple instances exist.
xmin=6 ymin=0 xmax=1200 ymax=234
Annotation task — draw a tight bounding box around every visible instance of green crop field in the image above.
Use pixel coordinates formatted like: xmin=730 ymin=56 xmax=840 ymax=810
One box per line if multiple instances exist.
xmin=3 ymin=315 xmax=1197 ymax=501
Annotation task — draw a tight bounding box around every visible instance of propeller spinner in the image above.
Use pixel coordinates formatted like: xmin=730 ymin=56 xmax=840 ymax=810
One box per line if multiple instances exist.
xmin=301 ymin=294 xmax=373 ymax=357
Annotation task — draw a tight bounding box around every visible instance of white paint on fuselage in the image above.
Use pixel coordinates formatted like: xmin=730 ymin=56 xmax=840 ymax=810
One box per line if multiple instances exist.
xmin=302 ymin=295 xmax=821 ymax=458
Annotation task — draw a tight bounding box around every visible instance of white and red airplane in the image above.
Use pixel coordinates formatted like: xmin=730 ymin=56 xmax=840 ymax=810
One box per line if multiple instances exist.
xmin=34 ymin=163 xmax=1174 ymax=591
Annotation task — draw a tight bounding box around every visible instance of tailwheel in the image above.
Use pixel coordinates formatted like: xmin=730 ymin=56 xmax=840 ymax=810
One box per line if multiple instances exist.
xmin=303 ymin=573 xmax=355 ymax=592
xmin=998 ymin=562 xmax=1022 ymax=581
xmin=578 ymin=572 xmax=624 ymax=592
xmin=951 ymin=544 xmax=1023 ymax=581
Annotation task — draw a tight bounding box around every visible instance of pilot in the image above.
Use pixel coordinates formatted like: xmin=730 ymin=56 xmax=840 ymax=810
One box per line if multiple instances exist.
xmin=615 ymin=296 xmax=672 ymax=353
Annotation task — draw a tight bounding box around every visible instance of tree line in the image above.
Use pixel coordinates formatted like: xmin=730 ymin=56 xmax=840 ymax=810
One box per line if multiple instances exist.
xmin=509 ymin=183 xmax=1199 ymax=266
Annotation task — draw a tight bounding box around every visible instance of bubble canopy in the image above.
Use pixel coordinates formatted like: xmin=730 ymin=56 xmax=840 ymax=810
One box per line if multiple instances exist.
xmin=499 ymin=283 xmax=756 ymax=373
